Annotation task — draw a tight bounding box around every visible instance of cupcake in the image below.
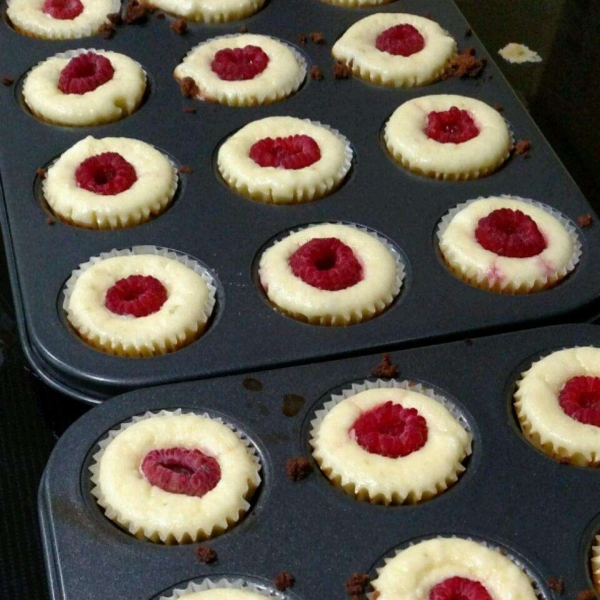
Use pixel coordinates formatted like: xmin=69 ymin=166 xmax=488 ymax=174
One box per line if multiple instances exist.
xmin=332 ymin=13 xmax=457 ymax=87
xmin=592 ymin=537 xmax=600 ymax=592
xmin=7 ymin=0 xmax=120 ymax=40
xmin=384 ymin=94 xmax=512 ymax=180
xmin=64 ymin=247 xmax=216 ymax=357
xmin=514 ymin=347 xmax=600 ymax=466
xmin=310 ymin=381 xmax=472 ymax=504
xmin=174 ymin=34 xmax=306 ymax=107
xmin=437 ymin=195 xmax=581 ymax=294
xmin=258 ymin=223 xmax=403 ymax=326
xmin=44 ymin=136 xmax=177 ymax=229
xmin=139 ymin=0 xmax=264 ymax=22
xmin=372 ymin=537 xmax=538 ymax=600
xmin=90 ymin=410 xmax=261 ymax=544
xmin=23 ymin=49 xmax=146 ymax=126
xmin=218 ymin=116 xmax=352 ymax=204
xmin=160 ymin=579 xmax=280 ymax=600
xmin=321 ymin=0 xmax=393 ymax=8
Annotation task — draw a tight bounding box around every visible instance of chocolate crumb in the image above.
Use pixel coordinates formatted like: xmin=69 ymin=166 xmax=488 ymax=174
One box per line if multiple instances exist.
xmin=310 ymin=32 xmax=325 ymax=44
xmin=274 ymin=572 xmax=294 ymax=592
xmin=372 ymin=593 xmax=381 ymax=600
xmin=333 ymin=61 xmax=352 ymax=79
xmin=558 ymin=456 xmax=571 ymax=465
xmin=422 ymin=11 xmax=433 ymax=19
xmin=407 ymin=380 xmax=415 ymax=387
xmin=180 ymin=76 xmax=199 ymax=98
xmin=465 ymin=27 xmax=472 ymax=37
xmin=310 ymin=65 xmax=324 ymax=80
xmin=178 ymin=165 xmax=193 ymax=174
xmin=577 ymin=590 xmax=595 ymax=600
xmin=46 ymin=216 xmax=55 ymax=226
xmin=171 ymin=18 xmax=187 ymax=35
xmin=36 ymin=167 xmax=46 ymax=180
xmin=493 ymin=102 xmax=504 ymax=112
xmin=183 ymin=106 xmax=197 ymax=114
xmin=442 ymin=46 xmax=486 ymax=79
xmin=578 ymin=214 xmax=593 ymax=228
xmin=155 ymin=11 xmax=165 ymax=19
xmin=346 ymin=573 xmax=370 ymax=596
xmin=371 ymin=353 xmax=398 ymax=378
xmin=513 ymin=139 xmax=532 ymax=157
xmin=282 ymin=394 xmax=306 ymax=417
xmin=547 ymin=578 xmax=564 ymax=595
xmin=298 ymin=33 xmax=308 ymax=45
xmin=242 ymin=377 xmax=263 ymax=392
xmin=2 ymin=77 xmax=14 ymax=87
xmin=239 ymin=25 xmax=248 ymax=33
xmin=107 ymin=12 xmax=122 ymax=24
xmin=99 ymin=23 xmax=116 ymax=39
xmin=286 ymin=457 xmax=312 ymax=481
xmin=124 ymin=0 xmax=147 ymax=24
xmin=195 ymin=545 xmax=217 ymax=564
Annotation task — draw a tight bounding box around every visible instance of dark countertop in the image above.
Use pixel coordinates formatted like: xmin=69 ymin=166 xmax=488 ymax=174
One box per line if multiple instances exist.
xmin=0 ymin=2 xmax=599 ymax=598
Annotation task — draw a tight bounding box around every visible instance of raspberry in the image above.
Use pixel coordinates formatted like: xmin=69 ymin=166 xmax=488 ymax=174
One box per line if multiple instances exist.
xmin=289 ymin=237 xmax=363 ymax=291
xmin=475 ymin=209 xmax=547 ymax=258
xmin=429 ymin=577 xmax=493 ymax=600
xmin=105 ymin=275 xmax=168 ymax=317
xmin=75 ymin=153 xmax=138 ymax=196
xmin=58 ymin=52 xmax=115 ymax=95
xmin=211 ymin=45 xmax=269 ymax=81
xmin=559 ymin=376 xmax=600 ymax=426
xmin=42 ymin=0 xmax=83 ymax=19
xmin=249 ymin=135 xmax=321 ymax=170
xmin=425 ymin=107 xmax=480 ymax=144
xmin=376 ymin=24 xmax=425 ymax=56
xmin=351 ymin=401 xmax=428 ymax=458
xmin=141 ymin=447 xmax=221 ymax=497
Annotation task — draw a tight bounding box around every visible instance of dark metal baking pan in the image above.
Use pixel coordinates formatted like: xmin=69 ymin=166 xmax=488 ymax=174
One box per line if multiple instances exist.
xmin=0 ymin=0 xmax=599 ymax=404
xmin=39 ymin=322 xmax=600 ymax=600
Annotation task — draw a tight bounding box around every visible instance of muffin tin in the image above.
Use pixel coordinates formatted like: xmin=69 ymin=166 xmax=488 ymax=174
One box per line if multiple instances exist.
xmin=39 ymin=322 xmax=600 ymax=600
xmin=1 ymin=0 xmax=599 ymax=404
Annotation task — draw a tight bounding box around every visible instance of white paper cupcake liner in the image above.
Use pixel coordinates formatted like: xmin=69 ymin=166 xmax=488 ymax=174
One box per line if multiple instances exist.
xmin=7 ymin=0 xmax=121 ymax=40
xmin=592 ymin=538 xmax=600 ymax=590
xmin=175 ymin=34 xmax=307 ymax=106
xmin=269 ymin=221 xmax=405 ymax=312
xmin=42 ymin=142 xmax=178 ymax=230
xmin=219 ymin=118 xmax=353 ymax=204
xmin=437 ymin=195 xmax=582 ymax=293
xmin=160 ymin=577 xmax=285 ymax=600
xmin=63 ymin=246 xmax=217 ymax=356
xmin=309 ymin=379 xmax=472 ymax=504
xmin=368 ymin=535 xmax=545 ymax=600
xmin=89 ymin=409 xmax=262 ymax=543
xmin=514 ymin=345 xmax=600 ymax=466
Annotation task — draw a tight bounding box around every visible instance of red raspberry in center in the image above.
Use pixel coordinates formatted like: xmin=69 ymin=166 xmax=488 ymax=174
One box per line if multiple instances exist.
xmin=141 ymin=447 xmax=221 ymax=497
xmin=211 ymin=45 xmax=270 ymax=81
xmin=425 ymin=107 xmax=480 ymax=144
xmin=75 ymin=152 xmax=138 ymax=196
xmin=475 ymin=209 xmax=547 ymax=258
xmin=105 ymin=275 xmax=168 ymax=317
xmin=42 ymin=0 xmax=84 ymax=19
xmin=350 ymin=401 xmax=428 ymax=458
xmin=375 ymin=24 xmax=425 ymax=56
xmin=250 ymin=135 xmax=321 ymax=170
xmin=429 ymin=577 xmax=493 ymax=600
xmin=58 ymin=52 xmax=115 ymax=95
xmin=289 ymin=237 xmax=363 ymax=291
xmin=559 ymin=376 xmax=600 ymax=426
